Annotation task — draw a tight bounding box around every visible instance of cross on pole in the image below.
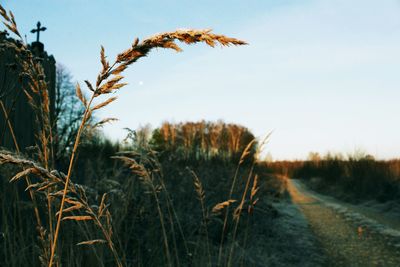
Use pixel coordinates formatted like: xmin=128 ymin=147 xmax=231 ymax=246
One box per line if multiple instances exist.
xmin=30 ymin=21 xmax=46 ymax=43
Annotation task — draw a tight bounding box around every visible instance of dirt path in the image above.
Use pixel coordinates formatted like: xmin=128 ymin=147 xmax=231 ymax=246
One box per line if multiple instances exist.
xmin=287 ymin=179 xmax=400 ymax=267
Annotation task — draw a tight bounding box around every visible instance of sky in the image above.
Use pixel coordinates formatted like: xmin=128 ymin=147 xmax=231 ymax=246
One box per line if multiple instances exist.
xmin=3 ymin=0 xmax=400 ymax=160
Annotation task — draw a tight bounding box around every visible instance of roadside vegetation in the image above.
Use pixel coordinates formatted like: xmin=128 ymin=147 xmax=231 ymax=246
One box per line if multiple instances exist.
xmin=2 ymin=5 xmax=399 ymax=267
xmin=267 ymin=152 xmax=400 ymax=203
xmin=0 ymin=5 xmax=288 ymax=266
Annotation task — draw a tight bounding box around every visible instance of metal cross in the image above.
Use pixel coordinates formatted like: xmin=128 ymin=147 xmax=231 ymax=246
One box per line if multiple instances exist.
xmin=30 ymin=21 xmax=46 ymax=42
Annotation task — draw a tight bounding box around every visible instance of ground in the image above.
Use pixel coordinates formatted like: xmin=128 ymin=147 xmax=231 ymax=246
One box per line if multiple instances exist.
xmin=287 ymin=179 xmax=400 ymax=267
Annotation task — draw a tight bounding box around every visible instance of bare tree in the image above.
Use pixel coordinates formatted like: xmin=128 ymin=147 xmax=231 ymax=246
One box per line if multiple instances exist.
xmin=53 ymin=64 xmax=85 ymax=163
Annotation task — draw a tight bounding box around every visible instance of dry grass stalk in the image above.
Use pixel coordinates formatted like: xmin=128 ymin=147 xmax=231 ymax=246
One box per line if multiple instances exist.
xmin=217 ymin=138 xmax=256 ymax=266
xmin=239 ymin=139 xmax=256 ymax=165
xmin=0 ymin=10 xmax=57 ymax=261
xmin=1 ymin=4 xmax=55 ymax=170
xmin=226 ymin=134 xmax=270 ymax=267
xmin=212 ymin=200 xmax=237 ymax=214
xmin=0 ymin=100 xmax=19 ymax=151
xmin=190 ymin=170 xmax=212 ymax=266
xmin=0 ymin=5 xmax=21 ymax=38
xmin=116 ymin=153 xmax=173 ymax=267
xmin=1 ymin=4 xmax=247 ymax=266
xmin=77 ymin=239 xmax=107 ymax=246
xmin=92 ymin=117 xmax=118 ymax=129
xmin=192 ymin=170 xmax=205 ymax=201
xmin=0 ymin=150 xmax=122 ymax=266
xmin=248 ymin=174 xmax=259 ymax=215
xmin=0 ymin=2 xmax=54 ymax=237
xmin=75 ymin=83 xmax=87 ymax=106
xmin=48 ymin=27 xmax=245 ymax=266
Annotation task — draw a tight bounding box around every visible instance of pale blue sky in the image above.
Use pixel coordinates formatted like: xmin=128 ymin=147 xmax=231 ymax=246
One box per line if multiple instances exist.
xmin=3 ymin=0 xmax=400 ymax=160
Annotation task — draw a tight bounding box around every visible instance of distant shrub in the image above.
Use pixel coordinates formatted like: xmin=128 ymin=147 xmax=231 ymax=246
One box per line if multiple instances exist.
xmin=267 ymin=153 xmax=400 ymax=202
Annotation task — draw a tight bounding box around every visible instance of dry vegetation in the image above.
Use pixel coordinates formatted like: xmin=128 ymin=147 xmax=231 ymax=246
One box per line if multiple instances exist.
xmin=267 ymin=153 xmax=400 ymax=203
xmin=3 ymin=5 xmax=398 ymax=267
xmin=0 ymin=5 xmax=287 ymax=267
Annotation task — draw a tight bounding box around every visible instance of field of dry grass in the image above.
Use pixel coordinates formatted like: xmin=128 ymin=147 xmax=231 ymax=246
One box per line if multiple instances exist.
xmin=1 ymin=131 xmax=289 ymax=266
xmin=2 ymin=4 xmax=400 ymax=267
xmin=0 ymin=5 xmax=288 ymax=266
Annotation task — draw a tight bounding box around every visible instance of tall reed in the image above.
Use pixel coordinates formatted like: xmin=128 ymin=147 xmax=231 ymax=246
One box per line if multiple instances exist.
xmin=1 ymin=5 xmax=247 ymax=266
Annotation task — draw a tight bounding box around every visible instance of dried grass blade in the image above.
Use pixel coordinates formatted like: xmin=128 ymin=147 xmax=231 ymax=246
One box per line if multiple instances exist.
xmin=251 ymin=174 xmax=259 ymax=199
xmin=9 ymin=167 xmax=36 ymax=182
xmin=93 ymin=118 xmax=118 ymax=129
xmin=239 ymin=139 xmax=256 ymax=164
xmin=76 ymin=83 xmax=87 ymax=106
xmin=25 ymin=182 xmax=42 ymax=191
xmin=98 ymin=75 xmax=124 ymax=93
xmin=110 ymin=64 xmax=128 ymax=75
xmin=77 ymin=239 xmax=107 ymax=246
xmin=212 ymin=199 xmax=236 ymax=213
xmin=64 ymin=198 xmax=81 ymax=206
xmin=36 ymin=181 xmax=57 ymax=192
xmin=92 ymin=97 xmax=117 ymax=111
xmin=98 ymin=193 xmax=107 ymax=217
xmin=0 ymin=5 xmax=10 ymax=21
xmin=62 ymin=215 xmax=93 ymax=221
xmin=84 ymin=80 xmax=95 ymax=92
xmin=100 ymin=45 xmax=110 ymax=74
xmin=56 ymin=203 xmax=83 ymax=216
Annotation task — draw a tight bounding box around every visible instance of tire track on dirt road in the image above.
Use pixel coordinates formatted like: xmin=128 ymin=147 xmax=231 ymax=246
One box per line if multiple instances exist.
xmin=287 ymin=179 xmax=400 ymax=267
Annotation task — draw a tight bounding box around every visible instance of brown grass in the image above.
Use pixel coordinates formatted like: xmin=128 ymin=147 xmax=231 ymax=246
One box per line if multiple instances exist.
xmin=0 ymin=4 xmax=249 ymax=267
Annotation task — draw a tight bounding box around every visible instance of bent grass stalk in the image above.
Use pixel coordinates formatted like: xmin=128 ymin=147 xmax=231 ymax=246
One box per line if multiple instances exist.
xmin=49 ymin=30 xmax=246 ymax=266
xmin=1 ymin=5 xmax=247 ymax=265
